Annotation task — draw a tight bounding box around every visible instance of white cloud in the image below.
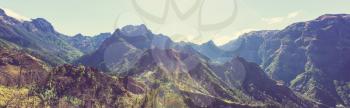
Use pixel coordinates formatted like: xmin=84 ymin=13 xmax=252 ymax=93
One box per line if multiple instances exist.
xmin=262 ymin=11 xmax=302 ymax=25
xmin=213 ymin=28 xmax=258 ymax=45
xmin=2 ymin=8 xmax=30 ymax=21
xmin=234 ymin=28 xmax=257 ymax=36
xmin=287 ymin=11 xmax=300 ymax=18
xmin=213 ymin=35 xmax=234 ymax=46
xmin=261 ymin=17 xmax=284 ymax=25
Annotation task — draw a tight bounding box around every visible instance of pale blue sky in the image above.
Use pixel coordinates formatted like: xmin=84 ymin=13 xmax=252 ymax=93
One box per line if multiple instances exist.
xmin=1 ymin=0 xmax=350 ymax=45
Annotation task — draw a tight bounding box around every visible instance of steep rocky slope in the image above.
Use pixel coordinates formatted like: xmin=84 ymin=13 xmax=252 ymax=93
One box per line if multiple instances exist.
xmin=220 ymin=14 xmax=350 ymax=107
xmin=77 ymin=25 xmax=176 ymax=73
xmin=0 ymin=47 xmax=49 ymax=87
xmin=0 ymin=8 xmax=83 ymax=65
xmin=125 ymin=48 xmax=257 ymax=107
xmin=124 ymin=48 xmax=321 ymax=107
xmin=211 ymin=57 xmax=324 ymax=107
xmin=220 ymin=30 xmax=279 ymax=64
xmin=33 ymin=65 xmax=144 ymax=107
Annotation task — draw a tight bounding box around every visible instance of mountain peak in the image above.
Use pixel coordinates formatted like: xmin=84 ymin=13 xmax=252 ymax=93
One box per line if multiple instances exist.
xmin=97 ymin=32 xmax=112 ymax=36
xmin=31 ymin=18 xmax=55 ymax=33
xmin=121 ymin=24 xmax=147 ymax=31
xmin=74 ymin=33 xmax=85 ymax=37
xmin=118 ymin=24 xmax=150 ymax=37
xmin=316 ymin=14 xmax=350 ymax=20
xmin=71 ymin=33 xmax=89 ymax=40
xmin=0 ymin=8 xmax=5 ymax=16
xmin=202 ymin=40 xmax=216 ymax=46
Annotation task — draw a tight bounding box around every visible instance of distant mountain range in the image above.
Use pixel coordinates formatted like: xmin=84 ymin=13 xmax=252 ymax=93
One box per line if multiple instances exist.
xmin=0 ymin=7 xmax=348 ymax=107
xmin=64 ymin=33 xmax=111 ymax=54
xmin=0 ymin=10 xmax=81 ymax=65
xmin=0 ymin=8 xmax=111 ymax=65
xmin=218 ymin=14 xmax=350 ymax=107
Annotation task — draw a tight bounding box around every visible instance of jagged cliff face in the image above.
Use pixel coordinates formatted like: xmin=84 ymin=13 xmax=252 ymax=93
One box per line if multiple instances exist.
xmin=220 ymin=30 xmax=279 ymax=64
xmin=235 ymin=57 xmax=319 ymax=108
xmin=287 ymin=14 xmax=350 ymax=107
xmin=220 ymin=14 xmax=350 ymax=107
xmin=211 ymin=57 xmax=322 ymax=108
xmin=77 ymin=24 xmax=179 ymax=74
